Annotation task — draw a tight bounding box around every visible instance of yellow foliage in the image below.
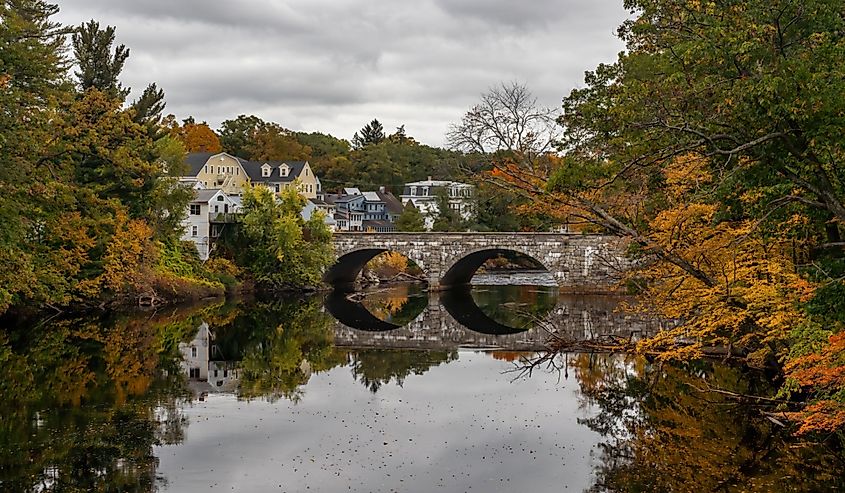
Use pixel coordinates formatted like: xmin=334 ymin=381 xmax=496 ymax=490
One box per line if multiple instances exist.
xmin=76 ymin=211 xmax=157 ymax=299
xmin=633 ymin=201 xmax=808 ymax=361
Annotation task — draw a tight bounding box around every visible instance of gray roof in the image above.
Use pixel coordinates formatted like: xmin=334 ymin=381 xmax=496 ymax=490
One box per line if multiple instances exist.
xmin=191 ymin=189 xmax=224 ymax=203
xmin=377 ymin=191 xmax=404 ymax=215
xmin=183 ymin=152 xmax=308 ymax=184
xmin=363 ymin=219 xmax=394 ymax=229
xmin=243 ymin=160 xmax=307 ymax=184
xmin=184 ymin=152 xmax=215 ymax=176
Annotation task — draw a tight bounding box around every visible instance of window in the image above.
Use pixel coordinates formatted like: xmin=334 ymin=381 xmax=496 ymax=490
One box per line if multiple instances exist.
xmin=223 ymin=369 xmax=228 ymax=378
xmin=191 ymin=347 xmax=197 ymax=357
xmin=217 ymin=195 xmax=224 ymax=201
xmin=204 ymin=165 xmax=208 ymax=174
xmin=189 ymin=368 xmax=200 ymax=378
xmin=216 ymin=380 xmax=223 ymax=387
xmin=213 ymin=369 xmax=218 ymax=377
xmin=262 ymin=165 xmax=271 ymax=177
xmin=191 ymin=226 xmax=198 ymax=237
xmin=190 ymin=204 xmax=201 ymax=215
xmin=274 ymin=184 xmax=280 ymax=192
xmin=214 ymin=205 xmax=219 ymax=213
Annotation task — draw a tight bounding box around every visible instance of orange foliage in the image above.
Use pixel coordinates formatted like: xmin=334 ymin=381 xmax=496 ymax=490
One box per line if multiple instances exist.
xmin=178 ymin=123 xmax=222 ymax=153
xmin=788 ymin=401 xmax=845 ymax=436
xmin=76 ymin=211 xmax=156 ymax=298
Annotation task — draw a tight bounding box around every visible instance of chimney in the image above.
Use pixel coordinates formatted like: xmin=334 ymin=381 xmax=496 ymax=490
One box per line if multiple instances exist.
xmin=379 ymin=186 xmax=385 ymax=193
xmin=427 ymin=176 xmax=432 ymax=181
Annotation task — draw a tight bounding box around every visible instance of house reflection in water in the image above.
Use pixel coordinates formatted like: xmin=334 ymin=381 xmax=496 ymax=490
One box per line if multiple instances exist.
xmin=179 ymin=322 xmax=241 ymax=397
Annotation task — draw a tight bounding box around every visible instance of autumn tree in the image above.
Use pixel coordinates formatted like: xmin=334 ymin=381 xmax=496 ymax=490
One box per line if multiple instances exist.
xmin=480 ymin=0 xmax=845 ymax=435
xmin=71 ymin=19 xmax=129 ymax=100
xmin=0 ymin=5 xmax=214 ymax=312
xmin=175 ymin=120 xmax=222 ymax=153
xmin=247 ymin=123 xmax=311 ymax=162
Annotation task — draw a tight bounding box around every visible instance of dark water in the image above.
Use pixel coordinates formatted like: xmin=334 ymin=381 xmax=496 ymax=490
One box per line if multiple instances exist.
xmin=1 ymin=275 xmax=842 ymax=492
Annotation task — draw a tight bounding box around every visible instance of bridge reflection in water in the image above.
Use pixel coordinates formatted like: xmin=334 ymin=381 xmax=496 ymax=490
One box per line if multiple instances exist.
xmin=326 ymin=284 xmax=667 ymax=352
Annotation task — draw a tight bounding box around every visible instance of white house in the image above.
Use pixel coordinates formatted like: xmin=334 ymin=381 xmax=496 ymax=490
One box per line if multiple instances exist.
xmin=179 ymin=322 xmax=210 ymax=381
xmin=400 ymin=177 xmax=474 ymax=230
xmin=301 ymin=199 xmax=338 ymax=231
xmin=181 ymin=189 xmax=239 ymax=260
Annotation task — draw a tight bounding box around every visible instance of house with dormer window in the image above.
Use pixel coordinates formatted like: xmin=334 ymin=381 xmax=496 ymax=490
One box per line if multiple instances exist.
xmin=180 ymin=152 xmax=322 ymax=200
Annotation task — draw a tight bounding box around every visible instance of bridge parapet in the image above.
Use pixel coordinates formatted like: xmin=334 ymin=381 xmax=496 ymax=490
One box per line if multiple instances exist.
xmin=328 ymin=232 xmax=629 ymax=292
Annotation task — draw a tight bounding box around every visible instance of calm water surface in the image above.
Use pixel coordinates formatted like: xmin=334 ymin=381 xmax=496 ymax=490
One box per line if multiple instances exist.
xmin=1 ymin=274 xmax=842 ymax=492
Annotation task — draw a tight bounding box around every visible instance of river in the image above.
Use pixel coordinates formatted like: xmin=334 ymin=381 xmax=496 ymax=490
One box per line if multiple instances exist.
xmin=0 ymin=273 xmax=841 ymax=492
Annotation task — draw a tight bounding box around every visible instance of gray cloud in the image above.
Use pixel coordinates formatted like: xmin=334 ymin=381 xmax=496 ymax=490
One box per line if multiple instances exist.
xmin=55 ymin=0 xmax=628 ymax=146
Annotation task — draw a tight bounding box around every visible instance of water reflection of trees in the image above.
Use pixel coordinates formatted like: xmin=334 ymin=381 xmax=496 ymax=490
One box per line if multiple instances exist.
xmin=0 ymin=304 xmax=208 ymax=492
xmin=235 ymin=298 xmax=347 ymax=402
xmin=358 ymin=283 xmax=428 ymax=326
xmin=471 ymin=285 xmax=558 ymax=329
xmin=563 ymin=354 xmax=845 ymax=492
xmin=348 ymin=349 xmax=458 ymax=393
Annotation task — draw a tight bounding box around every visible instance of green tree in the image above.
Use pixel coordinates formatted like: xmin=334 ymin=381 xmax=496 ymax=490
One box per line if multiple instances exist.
xmin=247 ymin=122 xmax=311 ymax=162
xmin=237 ymin=186 xmax=334 ymax=290
xmin=431 ymin=188 xmax=464 ymax=232
xmin=71 ymin=19 xmax=129 ymax=100
xmin=0 ymin=0 xmax=71 ymax=311
xmin=219 ymin=114 xmax=267 ymax=158
xmin=131 ymin=82 xmax=166 ymax=139
xmin=395 ymin=202 xmax=426 ymax=232
xmin=351 ymin=118 xmax=385 ymax=149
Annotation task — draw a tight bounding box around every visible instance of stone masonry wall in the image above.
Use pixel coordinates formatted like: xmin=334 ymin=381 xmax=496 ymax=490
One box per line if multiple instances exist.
xmin=331 ymin=232 xmax=629 ymax=292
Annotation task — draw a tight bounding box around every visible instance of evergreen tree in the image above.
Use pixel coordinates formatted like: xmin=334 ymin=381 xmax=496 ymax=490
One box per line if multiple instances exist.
xmin=395 ymin=202 xmax=425 ymax=232
xmin=0 ymin=0 xmax=72 ymax=312
xmin=131 ymin=83 xmax=164 ymax=125
xmin=72 ymin=20 xmax=130 ymax=100
xmin=431 ymin=188 xmax=464 ymax=232
xmin=131 ymin=82 xmax=166 ymax=139
xmin=351 ymin=119 xmax=385 ymax=148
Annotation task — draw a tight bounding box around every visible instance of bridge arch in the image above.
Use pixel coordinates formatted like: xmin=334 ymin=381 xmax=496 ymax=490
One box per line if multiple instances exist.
xmin=326 ymin=286 xmax=552 ymax=335
xmin=440 ymin=247 xmax=555 ymax=288
xmin=323 ymin=248 xmax=427 ymax=287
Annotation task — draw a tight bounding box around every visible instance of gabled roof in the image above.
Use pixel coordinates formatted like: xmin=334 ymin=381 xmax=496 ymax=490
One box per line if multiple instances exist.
xmin=362 ymin=191 xmax=381 ymax=202
xmin=332 ymin=194 xmax=365 ymax=203
xmin=378 ymin=191 xmax=404 ymax=214
xmin=191 ymin=189 xmax=226 ymax=203
xmin=184 ymin=152 xmax=216 ymax=176
xmin=243 ymin=160 xmax=307 ymax=183
xmin=182 ymin=152 xmax=310 ymax=184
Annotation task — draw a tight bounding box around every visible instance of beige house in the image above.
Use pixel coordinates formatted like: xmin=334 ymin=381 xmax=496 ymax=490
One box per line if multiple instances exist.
xmin=181 ymin=152 xmax=321 ymax=199
xmin=182 ymin=152 xmax=251 ymax=195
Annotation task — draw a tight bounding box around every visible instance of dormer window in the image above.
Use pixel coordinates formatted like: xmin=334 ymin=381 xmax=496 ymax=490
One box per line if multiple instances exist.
xmin=279 ymin=164 xmax=290 ymax=177
xmin=261 ymin=163 xmax=271 ymax=178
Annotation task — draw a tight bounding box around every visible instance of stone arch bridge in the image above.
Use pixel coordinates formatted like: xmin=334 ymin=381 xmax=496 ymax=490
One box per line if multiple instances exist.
xmin=327 ymin=232 xmax=629 ymax=291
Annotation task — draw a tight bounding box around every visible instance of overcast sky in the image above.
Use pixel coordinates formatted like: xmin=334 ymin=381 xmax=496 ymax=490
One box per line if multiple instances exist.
xmin=55 ymin=0 xmax=629 ymax=147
